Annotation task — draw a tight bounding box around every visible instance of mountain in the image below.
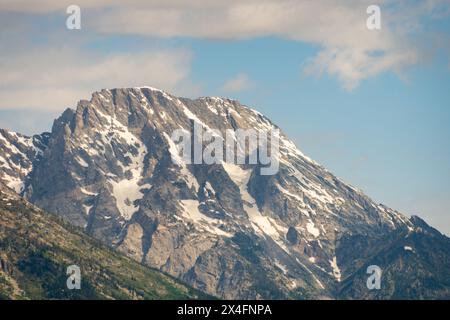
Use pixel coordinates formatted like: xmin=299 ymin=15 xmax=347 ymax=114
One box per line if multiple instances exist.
xmin=337 ymin=216 xmax=450 ymax=299
xmin=0 ymin=87 xmax=449 ymax=299
xmin=0 ymin=181 xmax=209 ymax=299
xmin=0 ymin=129 xmax=49 ymax=193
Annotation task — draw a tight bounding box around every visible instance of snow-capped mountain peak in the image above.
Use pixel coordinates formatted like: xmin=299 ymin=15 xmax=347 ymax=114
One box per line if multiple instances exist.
xmin=1 ymin=87 xmax=447 ymax=299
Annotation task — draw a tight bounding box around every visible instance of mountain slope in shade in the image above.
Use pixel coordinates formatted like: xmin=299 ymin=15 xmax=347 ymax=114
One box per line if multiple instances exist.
xmin=0 ymin=182 xmax=209 ymax=299
xmin=0 ymin=87 xmax=448 ymax=299
xmin=337 ymin=216 xmax=450 ymax=299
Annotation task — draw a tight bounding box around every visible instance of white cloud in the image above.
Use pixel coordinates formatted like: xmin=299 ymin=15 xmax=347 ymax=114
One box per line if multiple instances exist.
xmin=302 ymin=47 xmax=419 ymax=90
xmin=1 ymin=0 xmax=449 ymax=91
xmin=85 ymin=0 xmax=449 ymax=89
xmin=0 ymin=46 xmax=196 ymax=111
xmin=221 ymin=73 xmax=253 ymax=92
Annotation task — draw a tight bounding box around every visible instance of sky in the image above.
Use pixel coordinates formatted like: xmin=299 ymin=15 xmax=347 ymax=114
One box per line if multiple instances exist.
xmin=0 ymin=0 xmax=449 ymax=234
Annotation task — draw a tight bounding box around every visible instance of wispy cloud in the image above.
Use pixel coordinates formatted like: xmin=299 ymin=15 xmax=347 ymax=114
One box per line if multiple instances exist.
xmin=302 ymin=47 xmax=420 ymax=90
xmin=29 ymin=0 xmax=447 ymax=90
xmin=221 ymin=73 xmax=253 ymax=92
xmin=1 ymin=0 xmax=449 ymax=96
xmin=0 ymin=46 xmax=195 ymax=111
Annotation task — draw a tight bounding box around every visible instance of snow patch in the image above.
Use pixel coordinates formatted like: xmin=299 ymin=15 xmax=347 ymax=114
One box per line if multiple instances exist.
xmin=75 ymin=156 xmax=89 ymax=168
xmin=93 ymin=109 xmax=151 ymax=220
xmin=295 ymin=258 xmax=325 ymax=289
xmin=274 ymin=259 xmax=288 ymax=274
xmin=222 ymin=162 xmax=288 ymax=248
xmin=180 ymin=200 xmax=232 ymax=237
xmin=80 ymin=187 xmax=98 ymax=196
xmin=306 ymin=220 xmax=320 ymax=238
xmin=110 ymin=179 xmax=151 ymax=220
xmin=163 ymin=132 xmax=200 ymax=191
xmin=329 ymin=256 xmax=341 ymax=282
xmin=3 ymin=175 xmax=23 ymax=193
xmin=82 ymin=204 xmax=93 ymax=215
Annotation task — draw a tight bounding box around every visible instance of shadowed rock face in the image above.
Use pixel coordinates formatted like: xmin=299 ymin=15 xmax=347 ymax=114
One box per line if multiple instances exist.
xmin=0 ymin=87 xmax=449 ymax=299
xmin=0 ymin=181 xmax=210 ymax=300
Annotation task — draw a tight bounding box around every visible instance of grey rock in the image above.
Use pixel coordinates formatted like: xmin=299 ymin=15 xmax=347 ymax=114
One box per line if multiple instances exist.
xmin=1 ymin=86 xmax=449 ymax=299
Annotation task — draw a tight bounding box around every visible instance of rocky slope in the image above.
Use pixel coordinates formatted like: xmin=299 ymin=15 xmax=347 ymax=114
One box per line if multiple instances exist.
xmin=337 ymin=216 xmax=450 ymax=299
xmin=0 ymin=181 xmax=209 ymax=299
xmin=0 ymin=87 xmax=448 ymax=299
xmin=0 ymin=129 xmax=49 ymax=193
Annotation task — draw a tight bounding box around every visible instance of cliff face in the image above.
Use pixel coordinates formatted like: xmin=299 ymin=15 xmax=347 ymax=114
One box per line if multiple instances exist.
xmin=1 ymin=87 xmax=448 ymax=299
xmin=0 ymin=181 xmax=209 ymax=299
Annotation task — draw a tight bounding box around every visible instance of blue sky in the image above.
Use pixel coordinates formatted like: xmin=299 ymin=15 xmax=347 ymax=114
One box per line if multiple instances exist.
xmin=0 ymin=1 xmax=449 ymax=234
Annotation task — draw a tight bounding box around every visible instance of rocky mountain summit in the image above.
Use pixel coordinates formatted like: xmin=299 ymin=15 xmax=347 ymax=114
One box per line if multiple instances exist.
xmin=0 ymin=87 xmax=449 ymax=299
